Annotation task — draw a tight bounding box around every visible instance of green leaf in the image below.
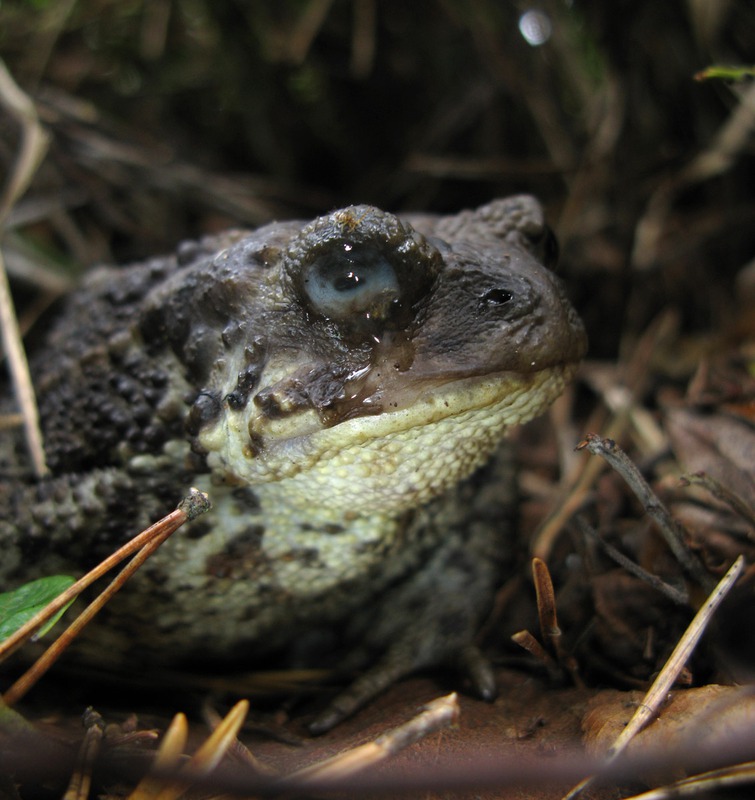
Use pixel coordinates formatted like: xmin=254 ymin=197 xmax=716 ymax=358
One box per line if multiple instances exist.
xmin=0 ymin=576 xmax=76 ymax=642
xmin=695 ymin=65 xmax=755 ymax=82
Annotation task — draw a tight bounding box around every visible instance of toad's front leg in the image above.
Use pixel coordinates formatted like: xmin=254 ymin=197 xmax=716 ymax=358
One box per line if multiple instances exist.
xmin=307 ymin=508 xmax=503 ymax=733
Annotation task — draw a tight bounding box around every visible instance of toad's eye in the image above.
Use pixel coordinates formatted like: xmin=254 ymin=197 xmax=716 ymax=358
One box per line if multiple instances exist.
xmin=283 ymin=205 xmax=443 ymax=339
xmin=303 ymin=244 xmax=401 ymax=322
xmin=525 ymin=225 xmax=559 ymax=270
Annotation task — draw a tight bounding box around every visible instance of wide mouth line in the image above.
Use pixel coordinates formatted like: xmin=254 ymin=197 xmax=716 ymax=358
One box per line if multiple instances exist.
xmin=311 ymin=360 xmax=576 ymax=439
xmin=239 ymin=361 xmax=578 ymax=469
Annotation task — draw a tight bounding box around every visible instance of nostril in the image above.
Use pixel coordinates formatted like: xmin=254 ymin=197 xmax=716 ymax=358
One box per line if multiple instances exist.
xmin=479 ymin=288 xmax=514 ymax=308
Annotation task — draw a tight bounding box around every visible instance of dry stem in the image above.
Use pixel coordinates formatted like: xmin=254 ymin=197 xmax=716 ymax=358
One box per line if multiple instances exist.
xmin=562 ymin=554 xmax=745 ymax=800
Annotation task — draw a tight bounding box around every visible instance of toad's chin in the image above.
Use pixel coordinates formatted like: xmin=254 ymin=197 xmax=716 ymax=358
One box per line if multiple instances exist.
xmin=199 ymin=361 xmax=577 ymax=517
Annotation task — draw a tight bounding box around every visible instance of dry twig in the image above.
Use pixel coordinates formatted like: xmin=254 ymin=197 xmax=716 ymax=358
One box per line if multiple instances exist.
xmin=681 ymin=471 xmax=755 ymax=531
xmin=531 ymin=311 xmax=678 ymax=560
xmin=576 ymin=434 xmax=714 ymax=590
xmin=283 ymin=693 xmax=459 ymax=788
xmin=575 ymin=515 xmax=689 ymax=606
xmin=632 ymin=80 xmax=755 ymax=269
xmin=563 ymin=554 xmax=745 ymax=800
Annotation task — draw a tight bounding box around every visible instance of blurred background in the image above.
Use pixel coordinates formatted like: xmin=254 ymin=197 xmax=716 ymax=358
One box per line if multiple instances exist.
xmin=1 ymin=0 xmax=754 ymax=363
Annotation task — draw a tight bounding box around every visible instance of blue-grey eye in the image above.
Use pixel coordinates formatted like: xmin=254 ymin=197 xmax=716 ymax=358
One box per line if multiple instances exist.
xmin=283 ymin=205 xmax=443 ymax=340
xmin=304 ymin=244 xmax=401 ymax=321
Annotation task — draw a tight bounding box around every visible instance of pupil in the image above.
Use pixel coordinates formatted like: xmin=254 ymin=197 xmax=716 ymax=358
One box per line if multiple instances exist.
xmin=333 ymin=271 xmax=363 ymax=292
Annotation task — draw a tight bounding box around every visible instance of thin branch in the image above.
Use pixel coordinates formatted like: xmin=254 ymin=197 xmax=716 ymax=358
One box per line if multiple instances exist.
xmin=531 ymin=311 xmax=678 ymax=560
xmin=575 ymin=515 xmax=689 ymax=606
xmin=576 ymin=434 xmax=714 ymax=591
xmin=562 ymin=555 xmax=745 ymax=800
xmin=632 ymin=79 xmax=755 ymax=269
xmin=62 ymin=708 xmax=105 ymax=800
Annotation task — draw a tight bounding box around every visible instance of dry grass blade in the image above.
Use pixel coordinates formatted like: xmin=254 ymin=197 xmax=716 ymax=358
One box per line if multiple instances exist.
xmin=633 ymin=80 xmax=755 ymax=269
xmin=1 ymin=489 xmax=211 ymax=704
xmin=681 ymin=471 xmax=755 ymax=530
xmin=148 ymin=701 xmax=250 ymax=800
xmin=127 ymin=713 xmax=188 ymax=800
xmin=532 ymin=558 xmax=584 ymax=686
xmin=350 ymin=0 xmax=377 ymax=78
xmin=184 ymin=699 xmax=250 ymax=776
xmin=511 ymin=629 xmax=555 ymax=665
xmin=203 ymin=703 xmax=276 ymax=776
xmin=523 ymin=558 xmax=584 ymax=686
xmin=284 ymin=693 xmax=459 ymax=788
xmin=0 ymin=59 xmax=50 ymax=479
xmin=128 ymin=703 xmax=249 ymax=800
xmin=287 ymin=0 xmax=335 ymax=63
xmin=0 ymin=60 xmax=49 ymax=222
xmin=604 ymin=555 xmax=744 ymax=758
xmin=511 ymin=629 xmax=562 ymax=682
xmin=533 ymin=557 xmax=560 ymax=643
xmin=562 ymin=554 xmax=745 ymax=800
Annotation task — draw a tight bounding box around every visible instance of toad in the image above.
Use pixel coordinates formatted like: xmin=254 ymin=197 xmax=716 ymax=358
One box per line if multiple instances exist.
xmin=0 ymin=197 xmax=586 ymax=730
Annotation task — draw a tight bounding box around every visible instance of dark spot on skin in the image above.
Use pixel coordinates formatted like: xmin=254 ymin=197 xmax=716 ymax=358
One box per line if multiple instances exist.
xmin=253 ymin=386 xmax=284 ymax=418
xmin=438 ymin=610 xmax=471 ymax=638
xmin=143 ymin=568 xmax=170 ymax=586
xmin=186 ymin=391 xmax=222 ymax=436
xmin=226 ymin=364 xmax=262 ymax=410
xmin=299 ymin=522 xmax=344 ymax=535
xmin=323 ymin=523 xmax=345 ymax=534
xmin=205 ymin=553 xmax=239 ymax=579
xmin=204 ymin=526 xmax=267 ymax=578
xmin=246 ymin=429 xmax=265 ymax=457
xmin=185 ymin=520 xmax=213 ymax=540
xmin=155 ymin=622 xmax=183 ymax=637
xmin=231 ymin=486 xmax=261 ymax=510
xmin=401 ymin=596 xmax=429 ymax=616
xmin=237 ymin=524 xmax=266 ymax=545
xmin=286 ymin=548 xmax=321 ymax=566
xmin=180 ymin=325 xmax=221 ymax=384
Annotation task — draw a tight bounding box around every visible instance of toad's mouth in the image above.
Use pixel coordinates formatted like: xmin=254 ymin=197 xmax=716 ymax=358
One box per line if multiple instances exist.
xmin=279 ymin=359 xmax=579 ymax=454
